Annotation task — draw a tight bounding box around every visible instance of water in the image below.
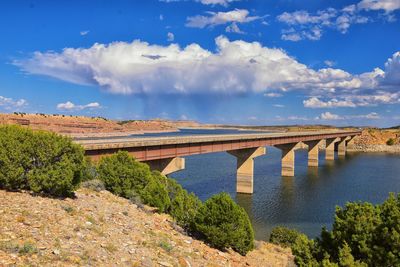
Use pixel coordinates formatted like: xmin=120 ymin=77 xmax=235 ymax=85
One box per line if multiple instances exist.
xmin=158 ymin=129 xmax=400 ymax=240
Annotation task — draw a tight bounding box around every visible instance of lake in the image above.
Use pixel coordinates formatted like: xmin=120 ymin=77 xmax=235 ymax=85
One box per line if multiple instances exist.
xmin=131 ymin=129 xmax=400 ymax=240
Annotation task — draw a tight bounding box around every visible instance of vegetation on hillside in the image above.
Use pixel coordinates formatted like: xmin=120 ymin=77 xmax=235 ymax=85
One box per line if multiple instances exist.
xmin=270 ymin=194 xmax=400 ymax=266
xmin=0 ymin=125 xmax=84 ymax=197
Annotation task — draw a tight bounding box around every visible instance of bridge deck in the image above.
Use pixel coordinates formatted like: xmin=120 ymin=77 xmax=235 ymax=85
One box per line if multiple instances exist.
xmin=77 ymin=130 xmax=361 ymax=161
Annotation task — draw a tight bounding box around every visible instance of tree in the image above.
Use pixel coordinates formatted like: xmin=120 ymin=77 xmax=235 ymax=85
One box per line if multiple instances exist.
xmin=194 ymin=192 xmax=254 ymax=255
xmin=0 ymin=125 xmax=84 ymax=197
xmin=166 ymin=177 xmax=202 ymax=229
xmin=97 ymin=151 xmax=152 ymax=199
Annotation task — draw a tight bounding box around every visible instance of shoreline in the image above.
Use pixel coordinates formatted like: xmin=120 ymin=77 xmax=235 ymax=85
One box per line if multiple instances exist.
xmin=347 ymin=144 xmax=400 ymax=153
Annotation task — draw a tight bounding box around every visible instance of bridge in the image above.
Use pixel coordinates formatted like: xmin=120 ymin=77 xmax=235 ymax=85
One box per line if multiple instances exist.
xmin=77 ymin=130 xmax=362 ymax=194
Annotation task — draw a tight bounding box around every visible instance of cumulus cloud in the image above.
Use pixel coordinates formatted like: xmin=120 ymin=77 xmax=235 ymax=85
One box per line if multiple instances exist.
xmin=358 ymin=0 xmax=400 ymax=12
xmin=167 ymin=32 xmax=175 ymax=41
xmin=318 ymin=111 xmax=380 ymax=120
xmin=281 ymin=26 xmax=322 ymax=41
xmin=304 ymin=97 xmax=356 ymax=108
xmin=56 ymin=101 xmax=101 ymax=111
xmin=324 ymin=60 xmax=336 ymax=67
xmin=197 ymin=0 xmax=239 ymax=6
xmin=320 ymin=112 xmax=343 ymax=120
xmin=225 ymin=22 xmax=245 ymax=34
xmin=186 ymin=9 xmax=259 ymax=28
xmin=277 ymin=9 xmax=337 ymax=25
xmin=304 ymin=90 xmax=400 ymax=108
xmin=0 ymin=96 xmax=27 ymax=110
xmin=160 ymin=0 xmax=240 ymax=6
xmin=379 ymin=51 xmax=400 ymax=86
xmin=16 ymin=36 xmax=382 ymax=96
xmin=277 ymin=5 xmax=370 ymax=40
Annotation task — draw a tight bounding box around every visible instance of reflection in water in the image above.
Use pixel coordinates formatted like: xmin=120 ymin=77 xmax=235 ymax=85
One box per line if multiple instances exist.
xmin=169 ymin=131 xmax=400 ymax=240
xmin=236 ymin=193 xmax=254 ymax=222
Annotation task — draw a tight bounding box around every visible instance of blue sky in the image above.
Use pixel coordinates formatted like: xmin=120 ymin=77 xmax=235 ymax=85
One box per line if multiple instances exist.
xmin=0 ymin=0 xmax=399 ymax=127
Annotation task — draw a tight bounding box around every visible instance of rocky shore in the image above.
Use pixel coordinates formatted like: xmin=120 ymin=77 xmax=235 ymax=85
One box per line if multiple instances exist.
xmin=347 ymin=144 xmax=400 ymax=153
xmin=0 ymin=189 xmax=294 ymax=266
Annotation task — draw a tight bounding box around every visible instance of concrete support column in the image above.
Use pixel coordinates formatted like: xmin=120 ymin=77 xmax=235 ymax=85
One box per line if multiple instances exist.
xmin=228 ymin=147 xmax=266 ymax=194
xmin=337 ymin=137 xmax=350 ymax=157
xmin=275 ymin=143 xmax=299 ymax=177
xmin=325 ymin=138 xmax=340 ymax=161
xmin=145 ymin=157 xmax=185 ymax=175
xmin=304 ymin=140 xmax=323 ymax=167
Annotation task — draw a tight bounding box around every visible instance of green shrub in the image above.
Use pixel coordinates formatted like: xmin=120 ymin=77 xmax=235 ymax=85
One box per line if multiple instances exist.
xmin=0 ymin=125 xmax=84 ymax=197
xmin=291 ymin=233 xmax=319 ymax=267
xmin=386 ymin=138 xmax=395 ymax=146
xmin=269 ymin=226 xmax=302 ymax=248
xmin=97 ymin=151 xmax=152 ymax=198
xmin=141 ymin=171 xmax=171 ymax=213
xmin=167 ymin=178 xmax=202 ymax=229
xmin=291 ymin=193 xmax=400 ymax=267
xmin=194 ymin=192 xmax=254 ymax=255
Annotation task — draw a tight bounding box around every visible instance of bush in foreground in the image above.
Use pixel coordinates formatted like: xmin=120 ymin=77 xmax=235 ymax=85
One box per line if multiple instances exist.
xmin=194 ymin=192 xmax=254 ymax=255
xmin=141 ymin=171 xmax=171 ymax=213
xmin=166 ymin=178 xmax=202 ymax=229
xmin=287 ymin=193 xmax=400 ymax=266
xmin=0 ymin=125 xmax=84 ymax=197
xmin=97 ymin=151 xmax=153 ymax=199
xmin=269 ymin=226 xmax=302 ymax=248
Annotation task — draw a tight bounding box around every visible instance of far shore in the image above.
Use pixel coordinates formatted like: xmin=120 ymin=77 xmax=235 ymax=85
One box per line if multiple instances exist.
xmin=68 ymin=129 xmax=181 ymax=139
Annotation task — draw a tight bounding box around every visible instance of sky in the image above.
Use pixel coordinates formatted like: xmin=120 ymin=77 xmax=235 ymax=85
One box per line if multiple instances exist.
xmin=0 ymin=0 xmax=399 ymax=127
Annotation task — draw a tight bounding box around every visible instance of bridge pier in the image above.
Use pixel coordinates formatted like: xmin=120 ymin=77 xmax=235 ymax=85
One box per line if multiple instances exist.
xmin=325 ymin=138 xmax=341 ymax=161
xmin=304 ymin=140 xmax=323 ymax=167
xmin=228 ymin=147 xmax=266 ymax=194
xmin=337 ymin=137 xmax=351 ymax=157
xmin=145 ymin=157 xmax=185 ymax=176
xmin=276 ymin=143 xmax=299 ymax=177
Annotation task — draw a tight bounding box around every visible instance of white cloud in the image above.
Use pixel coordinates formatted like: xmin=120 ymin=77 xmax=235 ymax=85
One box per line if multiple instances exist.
xmin=13 ymin=36 xmax=399 ymax=100
xmin=160 ymin=14 xmax=164 ymax=21
xmin=197 ymin=0 xmax=239 ymax=6
xmin=80 ymin=30 xmax=89 ymax=36
xmin=273 ymin=104 xmax=285 ymax=108
xmin=281 ymin=26 xmax=322 ymax=41
xmin=264 ymin=92 xmax=283 ymax=98
xmin=56 ymin=101 xmax=101 ymax=111
xmin=303 ymin=97 xmax=356 ymax=108
xmin=277 ymin=6 xmax=369 ymax=40
xmin=0 ymin=96 xmax=27 ymax=110
xmin=318 ymin=111 xmax=381 ymax=120
xmin=160 ymin=0 xmax=240 ymax=6
xmin=225 ymin=23 xmax=245 ymax=34
xmin=320 ymin=112 xmax=343 ymax=120
xmin=324 ymin=60 xmax=336 ymax=67
xmin=186 ymin=9 xmax=260 ymax=28
xmin=358 ymin=0 xmax=400 ymax=12
xmin=379 ymin=51 xmax=400 ymax=86
xmin=277 ymin=9 xmax=337 ymax=25
xmin=167 ymin=32 xmax=175 ymax=41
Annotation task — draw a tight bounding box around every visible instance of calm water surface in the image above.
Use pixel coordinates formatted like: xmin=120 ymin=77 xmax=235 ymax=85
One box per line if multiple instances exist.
xmin=157 ymin=129 xmax=400 ymax=240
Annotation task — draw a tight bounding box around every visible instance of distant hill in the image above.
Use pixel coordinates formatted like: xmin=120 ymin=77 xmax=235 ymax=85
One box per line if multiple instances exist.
xmin=0 ymin=113 xmax=179 ymax=138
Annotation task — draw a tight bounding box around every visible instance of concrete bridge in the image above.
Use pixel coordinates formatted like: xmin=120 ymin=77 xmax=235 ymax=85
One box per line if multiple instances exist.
xmin=77 ymin=130 xmax=361 ymax=194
